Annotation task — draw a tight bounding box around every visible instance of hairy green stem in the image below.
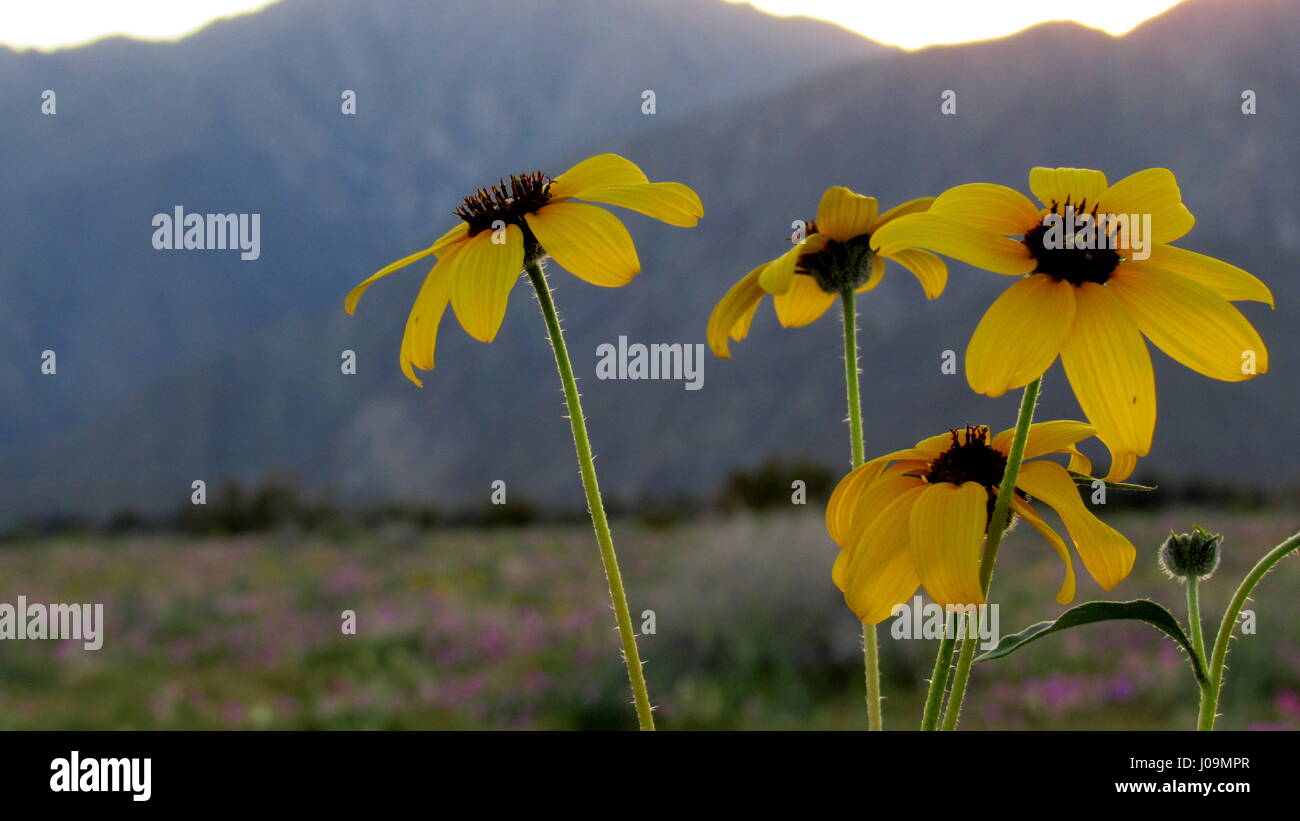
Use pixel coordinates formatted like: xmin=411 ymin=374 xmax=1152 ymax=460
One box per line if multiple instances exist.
xmin=920 ymin=612 xmax=956 ymax=731
xmin=1197 ymin=530 xmax=1300 ymax=730
xmin=527 ymin=262 xmax=654 ymax=730
xmin=940 ymin=376 xmax=1041 ymax=730
xmin=841 ymin=288 xmax=881 ymax=731
xmin=1186 ymin=577 xmax=1206 ymax=671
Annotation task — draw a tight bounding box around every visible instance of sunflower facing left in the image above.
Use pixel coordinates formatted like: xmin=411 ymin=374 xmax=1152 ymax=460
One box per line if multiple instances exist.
xmin=347 ymin=153 xmax=704 ymax=385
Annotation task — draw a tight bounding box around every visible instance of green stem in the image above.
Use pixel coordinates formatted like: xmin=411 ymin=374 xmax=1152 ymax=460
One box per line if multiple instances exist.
xmin=940 ymin=376 xmax=1041 ymax=730
xmin=920 ymin=612 xmax=956 ymax=731
xmin=841 ymin=288 xmax=880 ymax=731
xmin=1186 ymin=576 xmax=1206 ymax=671
xmin=526 ymin=262 xmax=654 ymax=731
xmin=840 ymin=289 xmax=865 ymax=468
xmin=1197 ymin=530 xmax=1300 ymax=731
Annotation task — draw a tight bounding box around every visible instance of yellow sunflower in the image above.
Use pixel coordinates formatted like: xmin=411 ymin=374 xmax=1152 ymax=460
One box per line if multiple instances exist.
xmin=825 ymin=421 xmax=1136 ymax=624
xmin=707 ymin=186 xmax=946 ymax=357
xmin=871 ymin=167 xmax=1273 ymax=480
xmin=346 ymin=153 xmax=703 ymax=385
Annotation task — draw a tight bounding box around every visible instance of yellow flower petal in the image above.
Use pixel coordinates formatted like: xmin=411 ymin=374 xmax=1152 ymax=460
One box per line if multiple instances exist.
xmin=869 ymin=196 xmax=935 ymax=232
xmin=966 ymin=274 xmax=1076 ymax=397
xmin=840 ymin=486 xmax=927 ymax=624
xmin=908 ymin=481 xmax=988 ymax=608
xmin=1015 ymin=460 xmax=1136 ymax=591
xmin=1098 ymin=168 xmax=1194 ymax=245
xmin=1110 ymin=262 xmax=1268 ymax=382
xmin=992 ymin=420 xmax=1098 ymax=462
xmin=548 ymin=153 xmax=647 ymax=199
xmin=1008 ymin=494 xmax=1077 ymax=605
xmin=1145 ymin=244 xmax=1274 ymax=307
xmin=825 ymin=447 xmax=937 ymax=547
xmin=929 ymin=183 xmax=1041 ymax=235
xmin=757 ymin=238 xmax=813 ymax=295
xmin=1028 ymin=167 xmax=1108 ymax=210
xmin=574 ymin=182 xmax=703 ymax=227
xmin=871 ymin=213 xmax=1035 ymax=276
xmin=706 ymin=266 xmax=765 ymax=358
xmin=432 ymin=222 xmax=469 ymax=253
xmin=345 ymin=245 xmax=437 ymax=315
xmin=840 ymin=467 xmax=928 ymax=557
xmin=449 ymin=226 xmax=524 ymax=343
xmin=399 ymin=247 xmax=461 ymax=387
xmin=815 ymin=186 xmax=877 ymax=242
xmin=525 ymin=201 xmax=640 ymax=287
xmin=1059 ymin=282 xmax=1155 ymax=479
xmin=773 ymin=274 xmax=836 ymax=327
xmin=881 ymin=248 xmax=946 ymax=299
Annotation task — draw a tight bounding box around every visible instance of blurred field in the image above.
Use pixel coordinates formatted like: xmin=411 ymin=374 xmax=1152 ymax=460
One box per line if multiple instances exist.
xmin=0 ymin=509 xmax=1295 ymax=730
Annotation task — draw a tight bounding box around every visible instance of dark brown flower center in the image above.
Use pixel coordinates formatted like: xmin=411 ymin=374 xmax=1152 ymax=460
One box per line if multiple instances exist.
xmin=454 ymin=172 xmax=552 ymax=236
xmin=1021 ymin=197 xmax=1121 ymax=286
xmin=926 ymin=425 xmax=1007 ymax=490
xmin=797 ymin=219 xmax=876 ymax=294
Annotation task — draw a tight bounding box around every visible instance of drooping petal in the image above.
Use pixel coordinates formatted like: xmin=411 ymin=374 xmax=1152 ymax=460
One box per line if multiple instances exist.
xmin=757 ymin=238 xmax=812 ymax=294
xmin=815 ymin=186 xmax=877 ymax=242
xmin=929 ymin=183 xmax=1041 ymax=235
xmin=449 ymin=226 xmax=524 ymax=343
xmin=825 ymin=447 xmax=938 ymax=547
xmin=966 ymin=274 xmax=1076 ymax=397
xmin=834 ymin=469 xmax=928 ymax=567
xmin=1015 ymin=460 xmax=1136 ymax=591
xmin=773 ymin=273 xmax=837 ymax=327
xmin=1059 ymin=282 xmax=1155 ymax=480
xmin=548 ymin=153 xmax=647 ymax=199
xmin=1028 ymin=167 xmax=1108 ymax=211
xmin=1098 ymin=168 xmax=1194 ymax=245
xmin=432 ymin=222 xmax=470 ymax=253
xmin=1145 ymin=244 xmax=1274 ymax=307
xmin=992 ymin=420 xmax=1098 ymax=462
xmin=840 ymin=486 xmax=927 ymax=624
xmin=345 ymin=245 xmax=438 ymax=314
xmin=525 ymin=201 xmax=640 ymax=287
xmin=706 ymin=266 xmax=766 ymax=358
xmin=1008 ymin=494 xmax=1077 ymax=604
xmin=908 ymin=481 xmax=988 ymax=608
xmin=870 ymin=196 xmax=935 ymax=232
xmin=871 ymin=213 xmax=1036 ymax=276
xmin=399 ymin=246 xmax=461 ymax=387
xmin=1110 ymin=262 xmax=1268 ymax=382
xmin=574 ymin=182 xmax=703 ymax=227
xmin=881 ymin=248 xmax=946 ymax=299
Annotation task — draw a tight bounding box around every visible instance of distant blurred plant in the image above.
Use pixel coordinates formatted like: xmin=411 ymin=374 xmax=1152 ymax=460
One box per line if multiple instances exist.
xmin=721 ymin=457 xmax=834 ymax=512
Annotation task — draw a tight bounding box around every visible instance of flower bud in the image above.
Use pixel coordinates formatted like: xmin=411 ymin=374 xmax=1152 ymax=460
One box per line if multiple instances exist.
xmin=1158 ymin=526 xmax=1222 ymax=581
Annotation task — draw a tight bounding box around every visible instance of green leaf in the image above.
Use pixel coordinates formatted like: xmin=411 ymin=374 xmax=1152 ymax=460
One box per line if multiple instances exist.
xmin=975 ymin=599 xmax=1206 ymax=682
xmin=1068 ymin=471 xmax=1157 ymax=492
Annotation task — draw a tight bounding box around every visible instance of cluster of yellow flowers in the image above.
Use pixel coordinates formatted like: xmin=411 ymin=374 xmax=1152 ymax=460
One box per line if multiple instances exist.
xmin=347 ymin=153 xmax=1271 ymax=730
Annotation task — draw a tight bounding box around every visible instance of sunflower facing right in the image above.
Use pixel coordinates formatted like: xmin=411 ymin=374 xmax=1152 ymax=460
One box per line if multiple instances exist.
xmin=871 ymin=167 xmax=1273 ymax=481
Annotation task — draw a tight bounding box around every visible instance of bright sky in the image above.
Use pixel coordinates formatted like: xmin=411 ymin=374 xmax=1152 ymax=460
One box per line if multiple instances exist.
xmin=0 ymin=0 xmax=279 ymax=50
xmin=730 ymin=0 xmax=1188 ymax=49
xmin=0 ymin=0 xmax=1188 ymax=51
